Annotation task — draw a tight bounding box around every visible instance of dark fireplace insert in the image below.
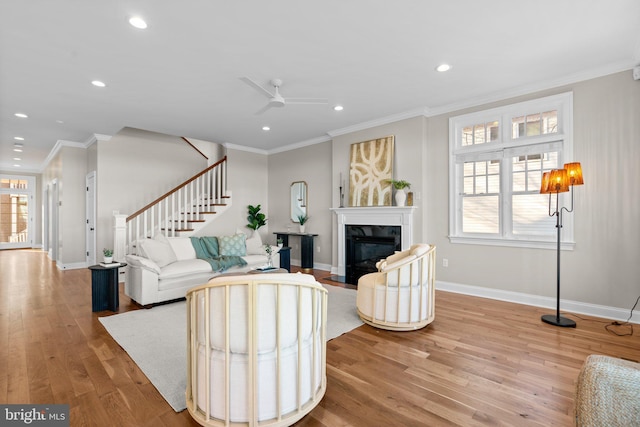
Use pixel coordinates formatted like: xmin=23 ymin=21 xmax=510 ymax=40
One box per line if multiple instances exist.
xmin=345 ymin=225 xmax=401 ymax=285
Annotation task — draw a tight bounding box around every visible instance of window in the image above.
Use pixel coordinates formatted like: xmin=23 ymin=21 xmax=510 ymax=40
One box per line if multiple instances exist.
xmin=449 ymin=92 xmax=574 ymax=248
xmin=0 ymin=175 xmax=35 ymax=249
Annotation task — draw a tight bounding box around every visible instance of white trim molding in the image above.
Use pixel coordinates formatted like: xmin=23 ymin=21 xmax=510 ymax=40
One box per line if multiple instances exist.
xmin=437 ymin=280 xmax=640 ymax=325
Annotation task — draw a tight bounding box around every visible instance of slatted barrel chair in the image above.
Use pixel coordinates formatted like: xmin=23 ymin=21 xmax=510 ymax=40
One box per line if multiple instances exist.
xmin=186 ymin=273 xmax=327 ymax=427
xmin=356 ymin=244 xmax=436 ymax=331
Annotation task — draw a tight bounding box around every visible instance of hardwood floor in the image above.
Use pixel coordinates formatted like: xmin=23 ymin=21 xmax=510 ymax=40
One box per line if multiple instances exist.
xmin=1 ymin=249 xmax=638 ymax=426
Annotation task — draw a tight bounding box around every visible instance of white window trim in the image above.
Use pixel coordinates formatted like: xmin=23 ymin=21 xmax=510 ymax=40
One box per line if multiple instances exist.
xmin=0 ymin=174 xmax=36 ymax=249
xmin=448 ymin=92 xmax=574 ymax=250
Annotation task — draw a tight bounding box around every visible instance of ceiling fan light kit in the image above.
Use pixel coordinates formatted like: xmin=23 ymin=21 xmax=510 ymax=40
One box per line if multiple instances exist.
xmin=240 ymin=77 xmax=328 ymax=114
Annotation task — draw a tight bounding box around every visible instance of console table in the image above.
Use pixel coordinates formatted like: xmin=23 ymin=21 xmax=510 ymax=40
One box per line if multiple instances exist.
xmin=89 ymin=263 xmax=126 ymax=312
xmin=274 ymin=232 xmax=318 ymax=273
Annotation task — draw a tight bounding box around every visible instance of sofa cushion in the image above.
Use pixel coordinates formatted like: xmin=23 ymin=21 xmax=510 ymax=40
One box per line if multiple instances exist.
xmin=410 ymin=244 xmax=430 ymax=258
xmin=244 ymin=230 xmax=265 ymax=255
xmin=125 ymin=254 xmax=161 ymax=274
xmin=168 ymin=237 xmax=196 ymax=261
xmin=381 ymin=254 xmax=417 ymax=272
xmin=139 ymin=237 xmax=177 ymax=268
xmin=218 ymin=233 xmax=247 ymax=256
xmin=159 ymin=259 xmax=212 ymax=280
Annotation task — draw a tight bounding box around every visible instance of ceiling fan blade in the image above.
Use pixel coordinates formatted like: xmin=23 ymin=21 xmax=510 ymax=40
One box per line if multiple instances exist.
xmin=254 ymin=103 xmax=274 ymax=115
xmin=284 ymin=97 xmax=329 ymax=105
xmin=239 ymin=77 xmax=274 ymax=98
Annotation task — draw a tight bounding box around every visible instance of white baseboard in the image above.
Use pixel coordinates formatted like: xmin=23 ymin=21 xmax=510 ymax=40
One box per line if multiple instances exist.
xmin=56 ymin=261 xmax=88 ymax=270
xmin=437 ymin=280 xmax=639 ymax=325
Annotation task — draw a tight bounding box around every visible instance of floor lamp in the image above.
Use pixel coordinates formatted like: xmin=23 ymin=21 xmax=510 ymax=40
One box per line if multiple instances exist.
xmin=540 ymin=162 xmax=584 ymax=327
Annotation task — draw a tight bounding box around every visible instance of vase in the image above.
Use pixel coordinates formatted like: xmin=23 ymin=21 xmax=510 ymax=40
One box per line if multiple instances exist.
xmin=395 ymin=189 xmax=406 ymax=206
xmin=299 ymin=224 xmax=306 ymax=233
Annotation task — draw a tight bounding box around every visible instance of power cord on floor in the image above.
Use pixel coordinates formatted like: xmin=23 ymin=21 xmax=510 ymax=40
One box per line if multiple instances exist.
xmin=562 ymin=294 xmax=639 ymax=337
xmin=604 ymin=294 xmax=639 ymax=337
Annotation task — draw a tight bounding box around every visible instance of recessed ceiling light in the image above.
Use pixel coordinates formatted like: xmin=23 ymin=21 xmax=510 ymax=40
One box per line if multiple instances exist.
xmin=13 ymin=157 xmax=21 ymax=161
xmin=129 ymin=16 xmax=148 ymax=29
xmin=14 ymin=136 xmax=24 ymax=141
xmin=13 ymin=148 xmax=23 ymax=152
xmin=436 ymin=64 xmax=451 ymax=72
xmin=91 ymin=80 xmax=106 ymax=87
xmin=262 ymin=126 xmax=270 ymax=131
xmin=56 ymin=120 xmax=64 ymax=124
xmin=14 ymin=113 xmax=28 ymax=118
xmin=13 ymin=164 xmax=21 ymax=167
xmin=334 ymin=105 xmax=344 ymax=111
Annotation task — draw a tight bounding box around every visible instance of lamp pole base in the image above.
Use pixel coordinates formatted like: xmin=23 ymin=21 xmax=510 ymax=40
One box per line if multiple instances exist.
xmin=541 ymin=314 xmax=576 ymax=328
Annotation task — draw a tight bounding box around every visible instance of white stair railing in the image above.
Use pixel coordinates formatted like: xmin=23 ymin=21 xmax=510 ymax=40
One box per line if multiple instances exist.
xmin=115 ymin=156 xmax=228 ymax=257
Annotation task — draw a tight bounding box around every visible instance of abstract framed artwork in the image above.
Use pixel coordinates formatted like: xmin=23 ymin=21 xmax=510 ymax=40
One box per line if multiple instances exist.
xmin=349 ymin=135 xmax=394 ymax=206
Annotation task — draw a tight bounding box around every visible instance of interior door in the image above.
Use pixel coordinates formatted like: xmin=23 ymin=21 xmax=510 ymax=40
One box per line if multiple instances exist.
xmin=86 ymin=171 xmax=96 ymax=266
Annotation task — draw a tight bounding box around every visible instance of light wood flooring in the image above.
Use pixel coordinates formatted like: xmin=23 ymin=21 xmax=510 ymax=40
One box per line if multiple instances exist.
xmin=1 ymin=249 xmax=638 ymax=426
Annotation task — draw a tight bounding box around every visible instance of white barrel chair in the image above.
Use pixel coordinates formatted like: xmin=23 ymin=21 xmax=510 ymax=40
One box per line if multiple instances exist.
xmin=356 ymin=244 xmax=436 ymax=331
xmin=186 ymin=273 xmax=327 ymax=427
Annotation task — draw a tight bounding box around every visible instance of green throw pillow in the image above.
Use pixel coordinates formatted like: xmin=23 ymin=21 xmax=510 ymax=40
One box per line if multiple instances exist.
xmin=218 ymin=233 xmax=246 ymax=256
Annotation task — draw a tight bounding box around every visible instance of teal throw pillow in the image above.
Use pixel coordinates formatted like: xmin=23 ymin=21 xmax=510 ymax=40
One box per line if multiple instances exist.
xmin=218 ymin=233 xmax=246 ymax=256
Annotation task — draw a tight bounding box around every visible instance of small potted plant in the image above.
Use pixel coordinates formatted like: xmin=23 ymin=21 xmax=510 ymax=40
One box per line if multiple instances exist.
xmin=387 ymin=179 xmax=411 ymax=206
xmin=297 ymin=214 xmax=309 ymax=233
xmin=277 ymin=238 xmax=284 ymax=248
xmin=263 ymin=244 xmax=274 ymax=268
xmin=103 ymin=248 xmax=114 ymax=263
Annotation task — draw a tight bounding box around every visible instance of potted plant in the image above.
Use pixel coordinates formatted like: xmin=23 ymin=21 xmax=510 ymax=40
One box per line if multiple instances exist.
xmin=247 ymin=204 xmax=267 ymax=230
xmin=277 ymin=238 xmax=284 ymax=248
xmin=387 ymin=179 xmax=411 ymax=206
xmin=297 ymin=214 xmax=309 ymax=233
xmin=263 ymin=244 xmax=274 ymax=268
xmin=103 ymin=248 xmax=114 ymax=263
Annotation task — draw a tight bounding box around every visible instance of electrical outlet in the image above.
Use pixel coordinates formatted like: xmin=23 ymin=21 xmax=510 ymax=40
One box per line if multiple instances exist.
xmin=443 ymin=258 xmax=449 ymax=267
xmin=317 ymin=246 xmax=321 ymax=253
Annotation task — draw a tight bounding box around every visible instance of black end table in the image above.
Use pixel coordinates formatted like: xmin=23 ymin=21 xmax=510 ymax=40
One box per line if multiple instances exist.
xmin=89 ymin=263 xmax=126 ymax=312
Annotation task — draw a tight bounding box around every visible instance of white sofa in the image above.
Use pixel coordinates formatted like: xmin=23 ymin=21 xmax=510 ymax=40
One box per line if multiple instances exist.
xmin=356 ymin=243 xmax=436 ymax=331
xmin=186 ymin=273 xmax=327 ymax=426
xmin=125 ymin=231 xmax=279 ymax=306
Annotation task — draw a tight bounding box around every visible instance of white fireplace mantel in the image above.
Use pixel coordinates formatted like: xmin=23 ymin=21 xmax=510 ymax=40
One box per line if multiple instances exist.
xmin=331 ymin=206 xmax=416 ymax=277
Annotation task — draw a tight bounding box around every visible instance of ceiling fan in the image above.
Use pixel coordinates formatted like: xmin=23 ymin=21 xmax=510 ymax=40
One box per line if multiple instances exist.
xmin=240 ymin=77 xmax=328 ymax=114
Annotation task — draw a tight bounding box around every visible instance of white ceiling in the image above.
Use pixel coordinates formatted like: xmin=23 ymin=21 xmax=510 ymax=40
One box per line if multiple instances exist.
xmin=2 ymin=1 xmax=639 ymax=172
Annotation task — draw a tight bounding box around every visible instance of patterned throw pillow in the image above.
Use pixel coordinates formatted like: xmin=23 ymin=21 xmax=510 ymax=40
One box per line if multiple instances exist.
xmin=217 ymin=233 xmax=247 ymax=256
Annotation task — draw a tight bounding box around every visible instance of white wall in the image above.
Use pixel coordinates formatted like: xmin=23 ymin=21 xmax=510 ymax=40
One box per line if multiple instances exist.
xmin=196 ymin=147 xmax=270 ymax=240
xmin=426 ymin=70 xmax=640 ymax=311
xmin=96 ymin=128 xmax=210 ymax=254
xmin=267 ymin=141 xmax=333 ymax=267
xmin=330 ymin=116 xmax=427 ymax=268
xmin=41 ymin=145 xmax=87 ymax=267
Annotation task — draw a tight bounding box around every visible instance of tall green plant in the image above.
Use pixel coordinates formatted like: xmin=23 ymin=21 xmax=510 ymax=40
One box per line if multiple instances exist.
xmin=247 ymin=204 xmax=267 ymax=230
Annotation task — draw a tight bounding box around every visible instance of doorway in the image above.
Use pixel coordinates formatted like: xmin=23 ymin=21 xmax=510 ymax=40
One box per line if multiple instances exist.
xmin=0 ymin=175 xmax=35 ymax=249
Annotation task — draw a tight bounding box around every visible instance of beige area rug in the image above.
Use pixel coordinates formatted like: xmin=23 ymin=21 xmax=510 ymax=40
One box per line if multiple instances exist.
xmin=99 ymin=284 xmax=362 ymax=412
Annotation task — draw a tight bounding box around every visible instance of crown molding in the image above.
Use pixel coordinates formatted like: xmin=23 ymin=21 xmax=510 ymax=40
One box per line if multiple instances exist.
xmin=327 ymin=107 xmax=430 ymax=137
xmin=428 ymin=60 xmax=634 ymax=117
xmin=267 ymin=135 xmax=332 ymax=155
xmin=223 ymin=142 xmax=269 ymax=155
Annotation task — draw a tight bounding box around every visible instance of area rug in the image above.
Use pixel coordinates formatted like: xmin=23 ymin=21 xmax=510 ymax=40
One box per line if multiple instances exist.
xmin=99 ymin=284 xmax=362 ymax=412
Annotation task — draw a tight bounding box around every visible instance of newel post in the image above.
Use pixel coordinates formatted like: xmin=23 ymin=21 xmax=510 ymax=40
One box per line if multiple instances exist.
xmin=114 ymin=214 xmax=128 ymax=262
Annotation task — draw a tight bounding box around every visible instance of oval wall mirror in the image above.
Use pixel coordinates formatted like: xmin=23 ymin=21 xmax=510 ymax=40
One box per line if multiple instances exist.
xmin=290 ymin=181 xmax=308 ymax=222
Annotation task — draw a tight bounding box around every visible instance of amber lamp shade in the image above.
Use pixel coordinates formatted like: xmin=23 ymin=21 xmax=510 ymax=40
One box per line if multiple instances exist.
xmin=540 ymin=172 xmax=552 ymax=194
xmin=564 ymin=162 xmax=584 ymax=186
xmin=547 ymin=169 xmax=570 ymax=193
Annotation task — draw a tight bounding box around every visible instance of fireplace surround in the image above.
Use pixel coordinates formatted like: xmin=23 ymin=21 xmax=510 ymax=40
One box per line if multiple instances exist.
xmin=331 ymin=206 xmax=416 ymax=283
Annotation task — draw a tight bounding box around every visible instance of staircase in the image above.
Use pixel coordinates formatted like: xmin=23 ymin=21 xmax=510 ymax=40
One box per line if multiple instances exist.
xmin=114 ymin=156 xmax=230 ymax=258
